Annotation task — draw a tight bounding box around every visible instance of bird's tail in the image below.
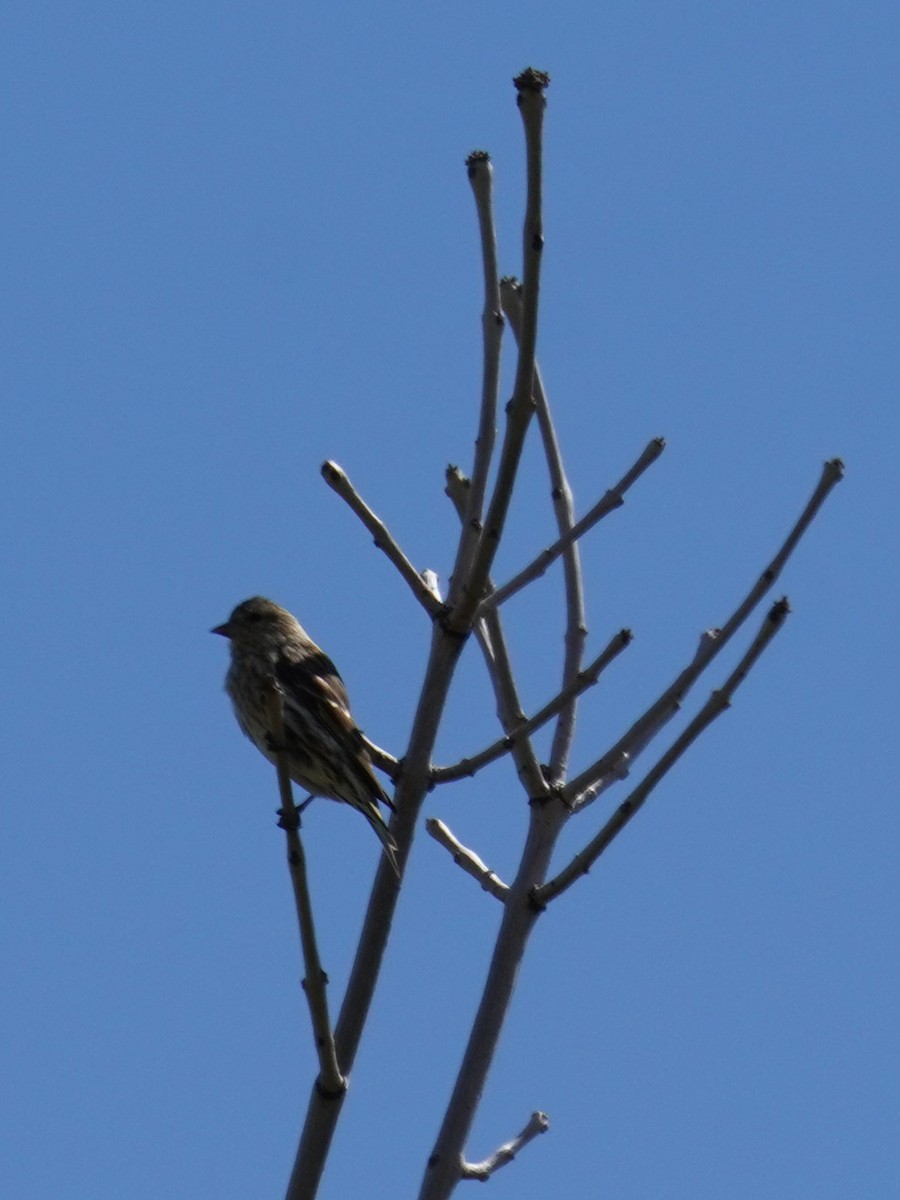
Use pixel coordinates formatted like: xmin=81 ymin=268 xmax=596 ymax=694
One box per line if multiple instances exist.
xmin=365 ymin=807 xmax=399 ymax=877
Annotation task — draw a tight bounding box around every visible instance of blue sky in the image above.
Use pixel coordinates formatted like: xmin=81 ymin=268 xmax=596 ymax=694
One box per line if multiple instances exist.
xmin=3 ymin=2 xmax=897 ymax=1197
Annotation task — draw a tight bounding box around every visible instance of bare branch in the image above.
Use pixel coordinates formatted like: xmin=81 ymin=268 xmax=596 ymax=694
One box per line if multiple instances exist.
xmin=480 ymin=607 xmax=551 ymax=798
xmin=448 ymin=70 xmax=550 ymax=631
xmin=265 ymin=683 xmax=345 ymax=1096
xmin=359 ymin=734 xmax=401 ymax=782
xmin=288 ymin=624 xmax=468 ymax=1200
xmin=321 ymin=460 xmax=443 ymax=616
xmin=537 ymin=598 xmax=792 ymax=905
xmin=479 ymin=436 xmax=666 ymax=616
xmin=426 ymin=818 xmax=510 ymax=902
xmin=563 ymin=458 xmax=844 ymax=804
xmin=432 ymin=628 xmax=632 ymax=784
xmin=709 ymin=457 xmax=843 ymax=647
xmin=500 ymin=275 xmax=587 ymax=781
xmin=446 ymin=466 xmax=549 ymax=798
xmin=447 ymin=152 xmax=503 ymax=603
xmin=572 ymin=629 xmax=717 ymax=813
xmin=460 ymin=1111 xmax=550 ymax=1181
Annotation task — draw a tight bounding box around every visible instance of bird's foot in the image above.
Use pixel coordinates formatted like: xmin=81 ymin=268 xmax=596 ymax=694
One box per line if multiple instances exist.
xmin=276 ymin=795 xmax=314 ymax=831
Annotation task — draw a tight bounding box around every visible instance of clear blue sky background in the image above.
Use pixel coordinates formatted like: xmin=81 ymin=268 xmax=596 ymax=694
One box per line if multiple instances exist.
xmin=3 ymin=3 xmax=896 ymax=1197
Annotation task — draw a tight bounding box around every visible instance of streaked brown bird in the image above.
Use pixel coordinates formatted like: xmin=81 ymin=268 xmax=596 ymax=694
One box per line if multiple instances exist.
xmin=212 ymin=596 xmax=398 ymax=874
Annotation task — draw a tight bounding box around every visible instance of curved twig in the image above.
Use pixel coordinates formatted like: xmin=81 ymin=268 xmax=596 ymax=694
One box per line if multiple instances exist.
xmin=460 ymin=1110 xmax=549 ymax=1180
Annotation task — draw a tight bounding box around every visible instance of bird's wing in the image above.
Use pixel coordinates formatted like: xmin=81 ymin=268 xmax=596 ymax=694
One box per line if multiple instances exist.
xmin=278 ymin=646 xmax=351 ymax=710
xmin=275 ymin=649 xmax=394 ymax=809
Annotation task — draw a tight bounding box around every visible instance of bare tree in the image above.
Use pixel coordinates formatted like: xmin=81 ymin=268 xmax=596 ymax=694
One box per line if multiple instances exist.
xmin=265 ymin=68 xmax=843 ymax=1199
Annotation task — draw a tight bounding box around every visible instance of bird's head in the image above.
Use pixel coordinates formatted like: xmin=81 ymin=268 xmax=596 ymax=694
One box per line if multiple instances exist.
xmin=211 ymin=596 xmax=295 ymax=644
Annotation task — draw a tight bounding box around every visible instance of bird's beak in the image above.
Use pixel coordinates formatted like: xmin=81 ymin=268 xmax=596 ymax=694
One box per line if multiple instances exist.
xmin=211 ymin=622 xmax=233 ymax=638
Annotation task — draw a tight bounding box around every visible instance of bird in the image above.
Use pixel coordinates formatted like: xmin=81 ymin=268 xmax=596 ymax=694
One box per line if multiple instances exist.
xmin=212 ymin=596 xmax=398 ymax=875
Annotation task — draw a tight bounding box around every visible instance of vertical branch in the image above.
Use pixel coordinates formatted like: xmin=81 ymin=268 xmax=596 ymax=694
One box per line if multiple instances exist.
xmin=502 ymin=277 xmax=586 ymax=781
xmin=265 ymin=684 xmax=344 ymax=1096
xmin=447 ymin=152 xmax=503 ymax=603
xmin=450 ymin=69 xmax=550 ymax=631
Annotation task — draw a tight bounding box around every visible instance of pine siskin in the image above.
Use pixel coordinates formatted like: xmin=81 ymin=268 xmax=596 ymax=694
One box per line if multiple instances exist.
xmin=212 ymin=596 xmax=398 ymax=874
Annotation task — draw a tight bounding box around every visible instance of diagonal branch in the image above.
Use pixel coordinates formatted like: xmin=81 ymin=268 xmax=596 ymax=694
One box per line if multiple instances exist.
xmin=265 ymin=683 xmax=344 ymax=1096
xmin=321 ymin=460 xmax=443 ymax=616
xmin=426 ymin=818 xmax=510 ymax=902
xmin=478 ymin=436 xmax=666 ymax=616
xmin=705 ymin=457 xmax=843 ymax=649
xmin=431 ymin=628 xmax=632 ymax=784
xmin=563 ymin=457 xmax=844 ymax=804
xmin=358 ymin=735 xmax=401 ymax=782
xmin=537 ymin=598 xmax=792 ymax=905
xmin=460 ymin=1110 xmax=549 ymax=1180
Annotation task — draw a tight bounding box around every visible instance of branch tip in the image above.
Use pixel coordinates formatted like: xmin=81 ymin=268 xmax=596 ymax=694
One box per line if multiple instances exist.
xmin=514 ymin=67 xmax=551 ymax=92
xmin=461 ymin=1110 xmax=549 ymax=1181
xmin=321 ymin=460 xmax=442 ymax=616
xmin=466 ymin=149 xmax=491 ymax=170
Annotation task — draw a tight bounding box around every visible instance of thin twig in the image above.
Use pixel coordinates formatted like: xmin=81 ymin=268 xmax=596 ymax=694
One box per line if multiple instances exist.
xmin=426 ymin=818 xmax=510 ymax=902
xmin=359 ymin=734 xmax=401 ymax=782
xmin=500 ymin=276 xmax=588 ymax=781
xmin=447 ymin=152 xmax=503 ymax=604
xmin=432 ymin=628 xmax=632 ymax=784
xmin=265 ymin=683 xmax=344 ymax=1096
xmin=563 ymin=458 xmax=844 ymax=804
xmin=321 ymin=460 xmax=443 ymax=616
xmin=572 ymin=629 xmax=718 ymax=813
xmin=537 ymin=599 xmax=791 ymax=905
xmin=480 ymin=606 xmax=551 ymax=798
xmin=460 ymin=1111 xmax=549 ymax=1180
xmin=446 ymin=465 xmax=549 ymax=797
xmin=478 ymin=436 xmax=666 ymax=616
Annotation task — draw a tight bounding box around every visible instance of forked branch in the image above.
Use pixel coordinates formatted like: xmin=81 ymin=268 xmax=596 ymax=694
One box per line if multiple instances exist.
xmin=431 ymin=628 xmax=632 ymax=784
xmin=537 ymin=598 xmax=792 ymax=905
xmin=564 ymin=458 xmax=844 ymax=804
